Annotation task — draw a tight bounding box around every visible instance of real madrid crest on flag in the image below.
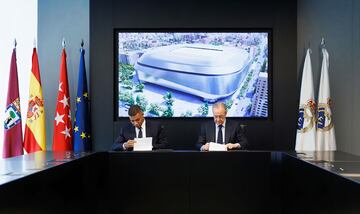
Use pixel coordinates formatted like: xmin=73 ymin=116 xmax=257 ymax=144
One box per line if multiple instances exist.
xmin=297 ymin=99 xmax=316 ymax=133
xmin=295 ymin=49 xmax=316 ymax=151
xmin=317 ymin=99 xmax=333 ymax=131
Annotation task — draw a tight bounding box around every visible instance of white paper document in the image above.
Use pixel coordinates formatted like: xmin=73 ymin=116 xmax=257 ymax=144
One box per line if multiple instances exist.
xmin=209 ymin=142 xmax=227 ymax=151
xmin=133 ymin=137 xmax=153 ymax=151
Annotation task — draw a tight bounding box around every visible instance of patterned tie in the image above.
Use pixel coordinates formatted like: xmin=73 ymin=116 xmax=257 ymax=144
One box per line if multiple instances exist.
xmin=138 ymin=127 xmax=143 ymax=138
xmin=217 ymin=125 xmax=223 ymax=144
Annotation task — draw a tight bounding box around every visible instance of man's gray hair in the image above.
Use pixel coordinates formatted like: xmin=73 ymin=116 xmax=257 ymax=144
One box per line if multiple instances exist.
xmin=212 ymin=102 xmax=227 ymax=113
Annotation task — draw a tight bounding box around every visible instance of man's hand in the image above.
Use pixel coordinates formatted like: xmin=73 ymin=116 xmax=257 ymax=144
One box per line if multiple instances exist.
xmin=201 ymin=143 xmax=210 ymax=151
xmin=124 ymin=140 xmax=136 ymax=149
xmin=226 ymin=143 xmax=240 ymax=150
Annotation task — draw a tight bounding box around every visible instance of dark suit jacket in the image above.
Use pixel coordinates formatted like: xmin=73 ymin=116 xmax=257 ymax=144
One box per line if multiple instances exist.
xmin=196 ymin=120 xmax=248 ymax=150
xmin=112 ymin=120 xmax=168 ymax=151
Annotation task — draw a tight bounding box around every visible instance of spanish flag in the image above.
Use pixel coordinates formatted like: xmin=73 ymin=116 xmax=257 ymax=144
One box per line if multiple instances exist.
xmin=24 ymin=48 xmax=46 ymax=153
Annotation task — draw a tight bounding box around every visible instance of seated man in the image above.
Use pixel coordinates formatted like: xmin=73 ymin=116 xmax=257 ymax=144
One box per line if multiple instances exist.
xmin=196 ymin=102 xmax=248 ymax=151
xmin=112 ymin=105 xmax=168 ymax=151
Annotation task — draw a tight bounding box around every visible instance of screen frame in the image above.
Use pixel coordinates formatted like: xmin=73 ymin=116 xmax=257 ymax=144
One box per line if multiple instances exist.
xmin=114 ymin=28 xmax=273 ymax=121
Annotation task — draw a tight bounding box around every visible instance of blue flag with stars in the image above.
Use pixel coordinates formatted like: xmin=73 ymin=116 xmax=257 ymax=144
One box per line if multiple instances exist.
xmin=74 ymin=48 xmax=91 ymax=151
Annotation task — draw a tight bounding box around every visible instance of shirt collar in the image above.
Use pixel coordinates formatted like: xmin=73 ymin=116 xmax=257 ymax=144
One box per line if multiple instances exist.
xmin=140 ymin=119 xmax=146 ymax=130
xmin=216 ymin=120 xmax=226 ymax=128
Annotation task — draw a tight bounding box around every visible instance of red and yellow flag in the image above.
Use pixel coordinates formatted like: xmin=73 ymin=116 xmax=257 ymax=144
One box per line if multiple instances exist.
xmin=24 ymin=48 xmax=46 ymax=153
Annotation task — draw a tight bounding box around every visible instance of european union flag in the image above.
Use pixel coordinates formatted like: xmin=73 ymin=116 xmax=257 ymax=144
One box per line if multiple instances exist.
xmin=73 ymin=48 xmax=91 ymax=152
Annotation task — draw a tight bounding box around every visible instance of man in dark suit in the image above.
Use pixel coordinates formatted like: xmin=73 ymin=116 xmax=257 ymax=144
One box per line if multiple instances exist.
xmin=112 ymin=105 xmax=168 ymax=151
xmin=196 ymin=102 xmax=248 ymax=151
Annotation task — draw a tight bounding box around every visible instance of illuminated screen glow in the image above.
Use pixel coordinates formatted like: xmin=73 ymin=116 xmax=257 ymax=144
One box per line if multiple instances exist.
xmin=116 ymin=31 xmax=269 ymax=118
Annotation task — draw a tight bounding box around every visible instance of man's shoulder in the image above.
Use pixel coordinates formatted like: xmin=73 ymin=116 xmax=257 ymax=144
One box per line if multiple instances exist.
xmin=226 ymin=119 xmax=238 ymax=126
xmin=146 ymin=120 xmax=163 ymax=128
xmin=200 ymin=120 xmax=214 ymax=129
xmin=225 ymin=120 xmax=242 ymax=131
xmin=121 ymin=122 xmax=134 ymax=131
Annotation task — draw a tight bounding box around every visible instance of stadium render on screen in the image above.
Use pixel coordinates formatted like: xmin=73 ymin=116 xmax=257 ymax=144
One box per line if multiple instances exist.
xmin=117 ymin=32 xmax=268 ymax=118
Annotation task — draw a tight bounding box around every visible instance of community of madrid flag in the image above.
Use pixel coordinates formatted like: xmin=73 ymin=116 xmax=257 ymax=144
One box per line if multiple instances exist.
xmin=52 ymin=48 xmax=73 ymax=151
xmin=295 ymin=49 xmax=316 ymax=151
xmin=73 ymin=48 xmax=91 ymax=152
xmin=24 ymin=48 xmax=46 ymax=153
xmin=3 ymin=48 xmax=24 ymax=158
xmin=316 ymin=47 xmax=336 ymax=151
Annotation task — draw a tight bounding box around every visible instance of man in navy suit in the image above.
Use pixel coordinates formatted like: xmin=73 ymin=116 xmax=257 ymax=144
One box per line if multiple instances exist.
xmin=196 ymin=102 xmax=248 ymax=151
xmin=112 ymin=105 xmax=168 ymax=151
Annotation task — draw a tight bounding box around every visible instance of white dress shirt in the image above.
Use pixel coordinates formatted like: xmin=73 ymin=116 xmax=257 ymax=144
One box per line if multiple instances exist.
xmin=215 ymin=120 xmax=226 ymax=144
xmin=123 ymin=120 xmax=147 ymax=150
xmin=135 ymin=119 xmax=146 ymax=138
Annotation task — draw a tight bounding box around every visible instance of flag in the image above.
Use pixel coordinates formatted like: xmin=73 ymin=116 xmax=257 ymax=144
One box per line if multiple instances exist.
xmin=73 ymin=48 xmax=91 ymax=152
xmin=295 ymin=49 xmax=316 ymax=151
xmin=3 ymin=48 xmax=23 ymax=158
xmin=24 ymin=48 xmax=46 ymax=153
xmin=52 ymin=48 xmax=73 ymax=151
xmin=316 ymin=48 xmax=336 ymax=151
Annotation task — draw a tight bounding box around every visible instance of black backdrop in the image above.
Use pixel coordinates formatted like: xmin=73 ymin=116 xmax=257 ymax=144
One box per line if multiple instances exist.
xmin=90 ymin=0 xmax=298 ymax=151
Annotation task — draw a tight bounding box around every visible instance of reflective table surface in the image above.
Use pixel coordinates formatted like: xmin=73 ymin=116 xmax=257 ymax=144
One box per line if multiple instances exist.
xmin=0 ymin=151 xmax=91 ymax=185
xmin=287 ymin=151 xmax=360 ymax=183
xmin=1 ymin=150 xmax=359 ymax=186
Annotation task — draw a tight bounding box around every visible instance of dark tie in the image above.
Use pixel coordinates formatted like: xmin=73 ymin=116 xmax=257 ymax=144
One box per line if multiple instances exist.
xmin=138 ymin=127 xmax=143 ymax=138
xmin=217 ymin=125 xmax=223 ymax=144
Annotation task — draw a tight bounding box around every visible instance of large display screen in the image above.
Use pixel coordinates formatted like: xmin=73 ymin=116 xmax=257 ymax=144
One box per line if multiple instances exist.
xmin=115 ymin=30 xmax=270 ymax=118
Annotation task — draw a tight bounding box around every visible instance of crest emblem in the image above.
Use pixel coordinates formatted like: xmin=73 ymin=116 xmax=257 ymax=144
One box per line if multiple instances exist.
xmin=27 ymin=95 xmax=44 ymax=122
xmin=4 ymin=98 xmax=21 ymax=130
xmin=297 ymin=99 xmax=316 ymax=133
xmin=317 ymin=98 xmax=333 ymax=131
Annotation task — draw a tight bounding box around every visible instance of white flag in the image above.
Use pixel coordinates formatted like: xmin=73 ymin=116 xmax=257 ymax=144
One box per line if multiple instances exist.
xmin=295 ymin=49 xmax=316 ymax=151
xmin=316 ymin=48 xmax=336 ymax=151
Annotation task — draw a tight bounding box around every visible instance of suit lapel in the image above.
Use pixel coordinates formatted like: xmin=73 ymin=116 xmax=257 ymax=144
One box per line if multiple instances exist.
xmin=145 ymin=120 xmax=151 ymax=137
xmin=208 ymin=122 xmax=216 ymax=142
xmin=225 ymin=121 xmax=231 ymax=144
xmin=128 ymin=124 xmax=136 ymax=139
xmin=146 ymin=121 xmax=156 ymax=144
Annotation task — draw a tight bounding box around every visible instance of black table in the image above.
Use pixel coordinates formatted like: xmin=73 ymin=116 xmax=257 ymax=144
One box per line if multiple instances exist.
xmin=0 ymin=150 xmax=359 ymax=214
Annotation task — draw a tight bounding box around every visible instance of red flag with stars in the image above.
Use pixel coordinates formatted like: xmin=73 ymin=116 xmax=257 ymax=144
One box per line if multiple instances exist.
xmin=52 ymin=48 xmax=72 ymax=151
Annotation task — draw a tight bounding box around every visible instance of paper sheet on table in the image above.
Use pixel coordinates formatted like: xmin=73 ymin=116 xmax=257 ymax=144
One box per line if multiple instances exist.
xmin=209 ymin=142 xmax=227 ymax=151
xmin=133 ymin=137 xmax=153 ymax=151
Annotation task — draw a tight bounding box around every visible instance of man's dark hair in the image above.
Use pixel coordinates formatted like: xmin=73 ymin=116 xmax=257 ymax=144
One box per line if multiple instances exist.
xmin=128 ymin=105 xmax=142 ymax=116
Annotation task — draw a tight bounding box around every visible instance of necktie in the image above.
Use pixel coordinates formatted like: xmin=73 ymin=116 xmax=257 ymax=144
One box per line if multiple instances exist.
xmin=138 ymin=127 xmax=143 ymax=138
xmin=217 ymin=125 xmax=223 ymax=144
